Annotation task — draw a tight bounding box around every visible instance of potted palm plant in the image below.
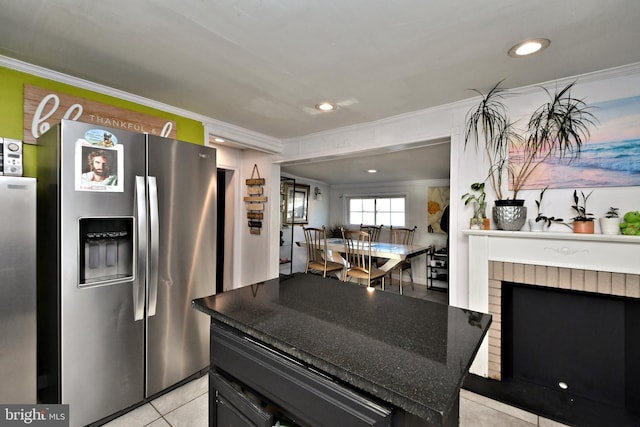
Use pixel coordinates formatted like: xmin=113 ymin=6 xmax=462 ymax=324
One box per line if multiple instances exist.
xmin=571 ymin=190 xmax=595 ymax=233
xmin=465 ymin=80 xmax=596 ymax=231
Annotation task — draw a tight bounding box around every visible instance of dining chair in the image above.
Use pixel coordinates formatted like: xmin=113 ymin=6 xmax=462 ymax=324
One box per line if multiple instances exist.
xmin=359 ymin=224 xmax=384 ymax=267
xmin=390 ymin=226 xmax=417 ymax=295
xmin=359 ymin=224 xmax=383 ymax=242
xmin=302 ymin=226 xmax=344 ymax=278
xmin=341 ymin=229 xmax=386 ymax=290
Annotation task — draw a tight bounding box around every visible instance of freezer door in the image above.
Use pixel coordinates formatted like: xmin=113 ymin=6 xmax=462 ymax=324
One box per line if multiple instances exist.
xmin=51 ymin=121 xmax=146 ymax=426
xmin=146 ymin=136 xmax=216 ymax=396
xmin=0 ymin=177 xmax=36 ymax=403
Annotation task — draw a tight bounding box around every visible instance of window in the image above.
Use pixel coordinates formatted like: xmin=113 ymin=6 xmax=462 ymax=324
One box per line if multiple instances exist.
xmin=348 ymin=196 xmax=405 ymax=226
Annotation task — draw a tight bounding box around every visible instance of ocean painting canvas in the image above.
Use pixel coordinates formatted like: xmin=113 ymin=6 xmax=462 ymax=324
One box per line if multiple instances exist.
xmin=509 ymin=95 xmax=640 ymax=189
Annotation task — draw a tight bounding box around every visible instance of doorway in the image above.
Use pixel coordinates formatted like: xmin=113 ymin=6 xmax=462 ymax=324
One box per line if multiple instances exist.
xmin=216 ymin=168 xmax=235 ymax=293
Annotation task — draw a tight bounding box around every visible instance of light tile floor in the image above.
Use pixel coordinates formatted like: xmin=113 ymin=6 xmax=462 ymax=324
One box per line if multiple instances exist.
xmin=106 ymin=376 xmax=568 ymax=426
xmin=106 ymin=281 xmax=569 ymax=427
xmin=104 ymin=375 xmax=209 ymax=427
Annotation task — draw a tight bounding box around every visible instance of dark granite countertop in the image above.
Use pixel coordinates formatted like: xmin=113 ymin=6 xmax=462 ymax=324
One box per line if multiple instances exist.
xmin=192 ymin=273 xmax=491 ymax=425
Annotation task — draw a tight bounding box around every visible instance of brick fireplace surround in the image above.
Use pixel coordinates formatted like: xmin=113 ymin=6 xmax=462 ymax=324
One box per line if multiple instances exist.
xmin=464 ymin=230 xmax=640 ymax=379
xmin=486 ymin=260 xmax=640 ymax=381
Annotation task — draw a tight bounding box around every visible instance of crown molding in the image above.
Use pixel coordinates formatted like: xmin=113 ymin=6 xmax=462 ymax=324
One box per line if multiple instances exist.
xmin=0 ymin=55 xmax=282 ymax=153
xmin=204 ymin=120 xmax=283 ymax=153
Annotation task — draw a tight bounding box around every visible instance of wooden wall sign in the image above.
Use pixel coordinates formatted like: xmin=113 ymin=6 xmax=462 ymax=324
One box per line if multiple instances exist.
xmin=23 ymin=84 xmax=177 ymax=144
xmin=245 ymin=164 xmax=267 ymax=235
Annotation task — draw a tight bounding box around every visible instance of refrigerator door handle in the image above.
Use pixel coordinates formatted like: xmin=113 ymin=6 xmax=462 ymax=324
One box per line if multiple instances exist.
xmin=134 ymin=176 xmax=146 ymax=321
xmin=147 ymin=176 xmax=159 ymax=317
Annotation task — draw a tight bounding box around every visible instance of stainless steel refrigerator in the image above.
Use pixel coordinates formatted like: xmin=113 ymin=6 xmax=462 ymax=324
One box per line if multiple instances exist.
xmin=37 ymin=120 xmax=216 ymax=426
xmin=0 ymin=176 xmax=36 ymax=403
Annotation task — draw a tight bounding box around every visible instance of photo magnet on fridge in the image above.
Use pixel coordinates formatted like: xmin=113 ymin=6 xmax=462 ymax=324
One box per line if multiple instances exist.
xmin=74 ymin=129 xmax=124 ymax=192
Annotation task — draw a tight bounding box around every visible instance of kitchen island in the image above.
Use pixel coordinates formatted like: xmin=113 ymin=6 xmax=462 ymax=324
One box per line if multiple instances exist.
xmin=192 ymin=273 xmax=490 ymax=427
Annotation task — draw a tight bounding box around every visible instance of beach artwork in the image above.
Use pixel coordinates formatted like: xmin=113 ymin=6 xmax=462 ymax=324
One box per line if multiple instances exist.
xmin=509 ymin=95 xmax=640 ymax=189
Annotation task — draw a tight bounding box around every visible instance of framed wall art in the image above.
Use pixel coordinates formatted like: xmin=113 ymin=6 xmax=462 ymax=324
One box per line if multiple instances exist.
xmin=283 ymin=183 xmax=310 ymax=224
xmin=427 ymin=186 xmax=450 ymax=233
xmin=510 ymin=94 xmax=640 ymax=189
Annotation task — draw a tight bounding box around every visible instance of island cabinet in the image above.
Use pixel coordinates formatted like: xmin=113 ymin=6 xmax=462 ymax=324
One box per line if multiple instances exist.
xmin=209 ymin=322 xmax=392 ymax=426
xmin=193 ymin=273 xmax=491 ymax=427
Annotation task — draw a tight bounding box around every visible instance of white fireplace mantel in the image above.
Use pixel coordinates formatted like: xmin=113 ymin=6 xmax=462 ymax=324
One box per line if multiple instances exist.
xmin=464 ymin=229 xmax=640 ymax=377
xmin=465 ymin=229 xmax=640 ymax=275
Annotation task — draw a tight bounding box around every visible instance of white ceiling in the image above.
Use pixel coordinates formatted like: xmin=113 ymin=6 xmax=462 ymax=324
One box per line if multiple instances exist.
xmin=2 ymin=0 xmax=640 ymax=184
xmin=281 ymin=139 xmax=451 ymax=185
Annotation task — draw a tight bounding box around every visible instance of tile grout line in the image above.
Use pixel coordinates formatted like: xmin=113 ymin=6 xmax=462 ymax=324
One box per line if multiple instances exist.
xmin=461 ymin=391 xmax=540 ymax=426
xmin=150 ymin=387 xmax=209 ymax=422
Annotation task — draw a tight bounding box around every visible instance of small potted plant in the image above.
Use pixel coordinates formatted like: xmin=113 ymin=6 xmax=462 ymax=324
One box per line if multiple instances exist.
xmin=462 ymin=182 xmax=490 ymax=229
xmin=599 ymin=207 xmax=620 ymax=235
xmin=571 ymin=190 xmax=595 ymax=233
xmin=530 ymin=187 xmax=563 ymax=231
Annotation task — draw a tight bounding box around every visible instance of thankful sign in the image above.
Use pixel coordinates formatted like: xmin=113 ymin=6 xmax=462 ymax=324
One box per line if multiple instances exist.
xmin=23 ymin=84 xmax=177 ymax=144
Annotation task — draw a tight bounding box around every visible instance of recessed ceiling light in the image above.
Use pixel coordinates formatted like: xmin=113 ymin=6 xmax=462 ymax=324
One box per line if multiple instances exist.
xmin=367 ymin=169 xmax=377 ymax=174
xmin=315 ymin=102 xmax=336 ymax=112
xmin=508 ymin=38 xmax=550 ymax=57
xmin=214 ymin=137 xmax=225 ymax=143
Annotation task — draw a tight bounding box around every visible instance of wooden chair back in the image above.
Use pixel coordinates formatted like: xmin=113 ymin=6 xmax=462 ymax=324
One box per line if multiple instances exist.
xmin=302 ymin=226 xmax=344 ymax=278
xmin=389 ymin=226 xmax=418 ymax=294
xmin=359 ymin=224 xmax=383 ymax=242
xmin=390 ymin=226 xmax=417 ymax=246
xmin=342 ymin=229 xmax=386 ymax=288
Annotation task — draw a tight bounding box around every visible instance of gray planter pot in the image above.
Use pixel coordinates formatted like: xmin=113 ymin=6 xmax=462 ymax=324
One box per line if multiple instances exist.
xmin=493 ymin=203 xmax=527 ymax=231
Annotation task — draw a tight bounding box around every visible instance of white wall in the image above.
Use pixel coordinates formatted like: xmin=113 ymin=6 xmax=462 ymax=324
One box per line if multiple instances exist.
xmin=203 ymin=144 xmax=280 ymax=288
xmin=237 ymin=153 xmax=281 ymax=286
xmin=278 ymin=63 xmax=640 ymax=310
xmin=205 ymin=140 xmax=285 ymax=289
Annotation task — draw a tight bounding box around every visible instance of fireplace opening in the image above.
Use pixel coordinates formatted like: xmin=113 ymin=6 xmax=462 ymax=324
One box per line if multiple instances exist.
xmin=503 ymin=281 xmax=640 ymax=420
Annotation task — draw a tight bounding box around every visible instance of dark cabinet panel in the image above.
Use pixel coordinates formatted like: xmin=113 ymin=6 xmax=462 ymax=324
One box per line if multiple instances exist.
xmin=211 ymin=323 xmax=392 ymax=427
xmin=210 ymin=372 xmax=272 ymax=427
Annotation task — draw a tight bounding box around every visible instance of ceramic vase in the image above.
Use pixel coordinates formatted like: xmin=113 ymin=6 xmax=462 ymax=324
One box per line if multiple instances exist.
xmin=599 ymin=217 xmax=620 ymax=235
xmin=529 ymin=219 xmax=547 ymax=232
xmin=573 ymin=220 xmax=595 ymax=234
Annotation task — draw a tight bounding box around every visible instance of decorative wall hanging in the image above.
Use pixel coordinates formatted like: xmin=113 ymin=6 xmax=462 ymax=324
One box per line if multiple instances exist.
xmin=24 ymin=84 xmax=176 ymax=144
xmin=427 ymin=186 xmax=450 ymax=233
xmin=244 ymin=164 xmax=267 ymax=235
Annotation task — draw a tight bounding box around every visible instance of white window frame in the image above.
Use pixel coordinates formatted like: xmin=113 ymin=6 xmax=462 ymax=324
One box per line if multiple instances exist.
xmin=346 ymin=195 xmax=406 ymax=227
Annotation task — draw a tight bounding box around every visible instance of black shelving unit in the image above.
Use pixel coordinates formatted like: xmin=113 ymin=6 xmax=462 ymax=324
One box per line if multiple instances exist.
xmin=427 ymin=247 xmax=448 ymax=291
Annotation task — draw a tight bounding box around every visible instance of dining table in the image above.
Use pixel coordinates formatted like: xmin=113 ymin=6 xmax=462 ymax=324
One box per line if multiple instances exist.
xmin=297 ymin=237 xmax=432 ymax=279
